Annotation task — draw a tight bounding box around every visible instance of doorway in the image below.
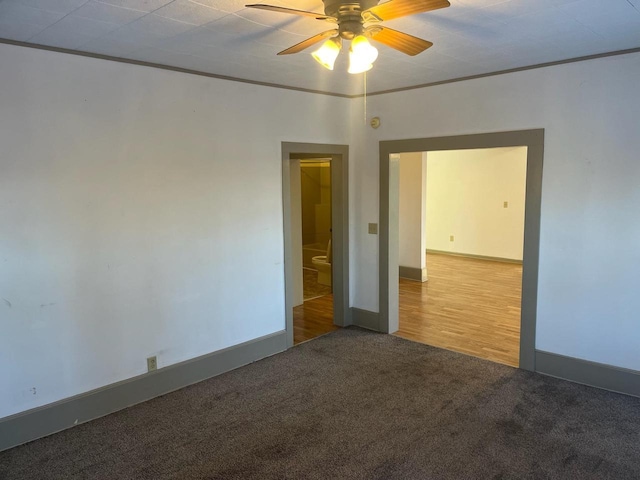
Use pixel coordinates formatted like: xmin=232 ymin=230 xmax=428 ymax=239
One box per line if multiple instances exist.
xmin=282 ymin=142 xmax=350 ymax=348
xmin=396 ymin=147 xmax=527 ymax=367
xmin=379 ymin=130 xmax=544 ymax=371
xmin=297 ymin=159 xmax=335 ymax=343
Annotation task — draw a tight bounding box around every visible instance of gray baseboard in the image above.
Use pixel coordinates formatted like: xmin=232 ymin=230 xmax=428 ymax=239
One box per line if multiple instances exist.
xmin=536 ymin=350 xmax=640 ymax=398
xmin=351 ymin=307 xmax=380 ymax=331
xmin=426 ymin=249 xmax=523 ymax=264
xmin=0 ymin=331 xmax=287 ymax=452
xmin=399 ymin=266 xmax=426 ymax=282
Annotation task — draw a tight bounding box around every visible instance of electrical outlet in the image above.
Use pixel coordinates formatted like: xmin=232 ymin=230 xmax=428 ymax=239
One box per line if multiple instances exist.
xmin=147 ymin=356 xmax=157 ymax=372
xmin=503 ymin=201 xmax=509 ymax=208
xmin=449 ymin=235 xmax=454 ymax=242
xmin=368 ymin=223 xmax=378 ymax=235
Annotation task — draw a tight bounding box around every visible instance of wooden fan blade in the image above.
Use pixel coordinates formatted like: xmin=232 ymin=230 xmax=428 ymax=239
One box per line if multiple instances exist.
xmin=245 ymin=4 xmax=334 ymax=20
xmin=369 ymin=26 xmax=432 ymax=56
xmin=278 ymin=30 xmax=339 ymax=55
xmin=364 ymin=0 xmax=450 ymax=22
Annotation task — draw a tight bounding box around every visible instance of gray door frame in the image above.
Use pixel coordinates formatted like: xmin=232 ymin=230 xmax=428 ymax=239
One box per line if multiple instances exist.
xmin=379 ymin=130 xmax=544 ymax=371
xmin=282 ymin=142 xmax=351 ymax=348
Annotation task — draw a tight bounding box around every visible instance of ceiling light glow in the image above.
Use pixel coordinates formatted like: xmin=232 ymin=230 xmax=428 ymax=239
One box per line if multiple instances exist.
xmin=348 ymin=35 xmax=378 ymax=74
xmin=312 ymin=37 xmax=342 ymax=70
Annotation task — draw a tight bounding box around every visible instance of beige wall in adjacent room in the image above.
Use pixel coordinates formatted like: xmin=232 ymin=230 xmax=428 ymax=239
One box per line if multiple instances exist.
xmin=425 ymin=147 xmax=527 ymax=261
xmin=398 ymin=152 xmax=427 ymax=272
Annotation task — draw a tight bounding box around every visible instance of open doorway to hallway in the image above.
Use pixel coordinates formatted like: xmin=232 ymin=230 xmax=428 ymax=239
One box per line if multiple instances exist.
xmin=294 ymin=159 xmax=337 ymax=344
xmin=395 ymin=147 xmax=528 ymax=367
xmin=378 ymin=130 xmax=543 ymax=371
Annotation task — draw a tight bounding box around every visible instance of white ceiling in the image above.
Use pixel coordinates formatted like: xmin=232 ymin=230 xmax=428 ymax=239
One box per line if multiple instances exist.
xmin=1 ymin=0 xmax=640 ymax=95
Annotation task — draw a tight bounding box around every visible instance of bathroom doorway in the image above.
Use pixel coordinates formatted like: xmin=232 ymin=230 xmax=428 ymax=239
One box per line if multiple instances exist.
xmin=300 ymin=159 xmax=333 ymax=299
xmin=281 ymin=142 xmax=350 ymax=348
xmin=297 ymin=159 xmax=335 ymax=343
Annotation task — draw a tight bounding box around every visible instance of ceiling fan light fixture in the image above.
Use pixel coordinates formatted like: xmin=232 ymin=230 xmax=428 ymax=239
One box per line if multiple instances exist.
xmin=311 ymin=37 xmax=342 ymax=70
xmin=348 ymin=35 xmax=378 ymax=74
xmin=247 ymin=0 xmax=450 ymax=73
xmin=347 ymin=56 xmax=373 ymax=74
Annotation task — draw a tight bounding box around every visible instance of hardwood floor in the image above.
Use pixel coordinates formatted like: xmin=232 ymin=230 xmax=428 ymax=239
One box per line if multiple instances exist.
xmin=396 ymin=253 xmax=522 ymax=367
xmin=294 ymin=265 xmax=338 ymax=345
xmin=293 ymin=294 xmax=337 ymax=345
xmin=292 ymin=253 xmax=522 ymax=364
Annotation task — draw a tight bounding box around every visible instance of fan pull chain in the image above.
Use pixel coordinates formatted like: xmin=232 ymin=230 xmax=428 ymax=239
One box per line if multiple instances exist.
xmin=364 ymin=71 xmax=367 ymax=125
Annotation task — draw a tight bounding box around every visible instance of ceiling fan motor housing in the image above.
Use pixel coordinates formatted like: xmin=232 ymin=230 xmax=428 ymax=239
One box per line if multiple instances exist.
xmin=339 ymin=20 xmax=362 ymax=39
xmin=324 ymin=0 xmax=379 ymax=38
xmin=323 ymin=0 xmax=379 ymax=17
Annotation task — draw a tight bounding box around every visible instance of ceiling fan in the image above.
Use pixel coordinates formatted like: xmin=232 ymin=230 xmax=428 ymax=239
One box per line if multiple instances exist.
xmin=245 ymin=0 xmax=450 ymax=73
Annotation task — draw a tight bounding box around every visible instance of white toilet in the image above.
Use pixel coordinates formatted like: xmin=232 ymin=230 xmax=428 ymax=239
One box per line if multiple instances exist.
xmin=312 ymin=239 xmax=332 ymax=287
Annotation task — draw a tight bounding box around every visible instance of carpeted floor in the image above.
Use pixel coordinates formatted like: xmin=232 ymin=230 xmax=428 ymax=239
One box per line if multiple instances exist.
xmin=2 ymin=328 xmax=640 ymax=479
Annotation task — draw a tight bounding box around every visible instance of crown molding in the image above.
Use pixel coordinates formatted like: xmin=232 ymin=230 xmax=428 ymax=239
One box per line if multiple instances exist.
xmin=354 ymin=46 xmax=640 ymax=97
xmin=0 ymin=39 xmax=352 ymax=99
xmin=2 ymin=38 xmax=640 ymax=99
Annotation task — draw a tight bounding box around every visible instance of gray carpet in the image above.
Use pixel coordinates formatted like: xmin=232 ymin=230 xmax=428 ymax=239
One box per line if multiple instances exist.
xmin=1 ymin=327 xmax=640 ymax=479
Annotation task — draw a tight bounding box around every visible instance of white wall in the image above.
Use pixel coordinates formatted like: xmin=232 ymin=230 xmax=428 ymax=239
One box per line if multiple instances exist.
xmin=351 ymin=52 xmax=640 ymax=371
xmin=0 ymin=44 xmax=350 ymax=419
xmin=4 ymin=43 xmax=640 ymax=421
xmin=398 ymin=152 xmax=427 ymax=274
xmin=425 ymin=147 xmax=527 ymax=260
